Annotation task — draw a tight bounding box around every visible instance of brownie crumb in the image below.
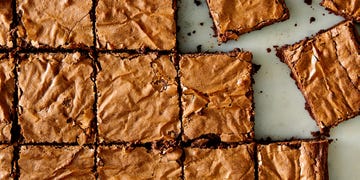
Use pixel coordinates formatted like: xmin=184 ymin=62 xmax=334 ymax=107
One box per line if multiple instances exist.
xmin=192 ymin=30 xmax=196 ymax=34
xmin=200 ymin=22 xmax=204 ymax=26
xmin=322 ymin=13 xmax=325 ymax=16
xmin=253 ymin=64 xmax=261 ymax=74
xmin=194 ymin=0 xmax=202 ymax=6
xmin=304 ymin=0 xmax=312 ymax=5
xmin=187 ymin=32 xmax=192 ymax=36
xmin=273 ymin=45 xmax=279 ymax=49
xmin=196 ymin=45 xmax=202 ymax=52
xmin=294 ymin=23 xmax=298 ymax=27
xmin=310 ymin=17 xmax=316 ymax=23
xmin=266 ymin=48 xmax=271 ymax=53
xmin=259 ymin=90 xmax=263 ymax=94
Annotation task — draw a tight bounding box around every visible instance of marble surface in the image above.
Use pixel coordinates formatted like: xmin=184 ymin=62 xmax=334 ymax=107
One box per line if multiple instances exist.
xmin=177 ymin=0 xmax=360 ymax=179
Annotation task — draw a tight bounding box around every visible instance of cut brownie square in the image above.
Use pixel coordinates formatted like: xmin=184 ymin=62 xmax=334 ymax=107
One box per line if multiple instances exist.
xmin=18 ymin=53 xmax=94 ymax=144
xmin=184 ymin=143 xmax=255 ymax=179
xmin=321 ymin=0 xmax=360 ymax=22
xmin=95 ymin=0 xmax=176 ymax=51
xmin=258 ymin=139 xmax=329 ymax=180
xmin=0 ymin=145 xmax=13 ymax=179
xmin=19 ymin=146 xmax=95 ymax=179
xmin=16 ymin=0 xmax=93 ymax=49
xmin=0 ymin=54 xmax=14 ymax=143
xmin=206 ymin=0 xmax=289 ymax=43
xmin=97 ymin=53 xmax=180 ymax=143
xmin=97 ymin=146 xmax=182 ymax=179
xmin=0 ymin=0 xmax=13 ymax=48
xmin=276 ymin=20 xmax=360 ymax=133
xmin=180 ymin=51 xmax=254 ymax=143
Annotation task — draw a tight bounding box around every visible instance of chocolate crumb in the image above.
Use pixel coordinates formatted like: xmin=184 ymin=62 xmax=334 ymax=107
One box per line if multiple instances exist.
xmin=266 ymin=48 xmax=271 ymax=53
xmin=322 ymin=13 xmax=325 ymax=16
xmin=196 ymin=45 xmax=202 ymax=52
xmin=192 ymin=30 xmax=196 ymax=34
xmin=304 ymin=0 xmax=312 ymax=5
xmin=194 ymin=0 xmax=201 ymax=6
xmin=259 ymin=91 xmax=263 ymax=94
xmin=200 ymin=22 xmax=204 ymax=26
xmin=294 ymin=23 xmax=298 ymax=27
xmin=187 ymin=32 xmax=191 ymax=36
xmin=310 ymin=17 xmax=316 ymax=23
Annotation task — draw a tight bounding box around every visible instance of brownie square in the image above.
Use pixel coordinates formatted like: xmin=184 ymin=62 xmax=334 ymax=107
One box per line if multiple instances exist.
xmin=0 ymin=54 xmax=15 ymax=143
xmin=184 ymin=143 xmax=255 ymax=179
xmin=258 ymin=140 xmax=329 ymax=180
xmin=18 ymin=53 xmax=94 ymax=144
xmin=19 ymin=146 xmax=95 ymax=179
xmin=95 ymin=0 xmax=176 ymax=51
xmin=206 ymin=0 xmax=289 ymax=43
xmin=180 ymin=51 xmax=254 ymax=142
xmin=276 ymin=20 xmax=360 ymax=133
xmin=16 ymin=0 xmax=93 ymax=48
xmin=0 ymin=145 xmax=13 ymax=179
xmin=97 ymin=146 xmax=182 ymax=179
xmin=97 ymin=53 xmax=180 ymax=143
xmin=0 ymin=0 xmax=13 ymax=48
xmin=321 ymin=0 xmax=360 ymax=22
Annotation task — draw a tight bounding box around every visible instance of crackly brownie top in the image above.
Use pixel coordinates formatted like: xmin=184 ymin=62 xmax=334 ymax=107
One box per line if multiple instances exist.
xmin=180 ymin=51 xmax=254 ymax=142
xmin=206 ymin=0 xmax=289 ymax=42
xmin=0 ymin=54 xmax=14 ymax=142
xmin=258 ymin=140 xmax=329 ymax=180
xmin=0 ymin=0 xmax=13 ymax=47
xmin=0 ymin=145 xmax=13 ymax=180
xmin=278 ymin=20 xmax=360 ymax=131
xmin=19 ymin=146 xmax=95 ymax=179
xmin=18 ymin=53 xmax=94 ymax=144
xmin=95 ymin=0 xmax=176 ymax=50
xmin=321 ymin=0 xmax=360 ymax=22
xmin=184 ymin=143 xmax=255 ymax=179
xmin=17 ymin=0 xmax=93 ymax=48
xmin=97 ymin=53 xmax=180 ymax=143
xmin=97 ymin=146 xmax=182 ymax=179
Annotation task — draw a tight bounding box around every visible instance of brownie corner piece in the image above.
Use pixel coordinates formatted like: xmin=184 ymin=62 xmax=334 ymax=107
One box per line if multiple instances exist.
xmin=96 ymin=53 xmax=180 ymax=143
xmin=276 ymin=20 xmax=360 ymax=133
xmin=16 ymin=0 xmax=93 ymax=49
xmin=320 ymin=0 xmax=360 ymax=22
xmin=0 ymin=145 xmax=14 ymax=179
xmin=19 ymin=145 xmax=95 ymax=179
xmin=184 ymin=143 xmax=255 ymax=179
xmin=17 ymin=53 xmax=95 ymax=144
xmin=0 ymin=0 xmax=13 ymax=48
xmin=257 ymin=139 xmax=329 ymax=180
xmin=206 ymin=0 xmax=289 ymax=43
xmin=180 ymin=51 xmax=254 ymax=143
xmin=97 ymin=145 xmax=182 ymax=179
xmin=95 ymin=0 xmax=176 ymax=51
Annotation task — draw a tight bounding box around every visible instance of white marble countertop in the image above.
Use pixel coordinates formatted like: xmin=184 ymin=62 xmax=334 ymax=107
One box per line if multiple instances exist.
xmin=177 ymin=0 xmax=360 ymax=179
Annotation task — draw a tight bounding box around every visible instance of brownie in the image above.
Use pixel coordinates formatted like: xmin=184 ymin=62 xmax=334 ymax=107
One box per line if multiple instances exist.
xmin=16 ymin=0 xmax=93 ymax=48
xmin=18 ymin=53 xmax=94 ymax=144
xmin=0 ymin=0 xmax=13 ymax=48
xmin=97 ymin=146 xmax=182 ymax=179
xmin=180 ymin=51 xmax=254 ymax=143
xmin=19 ymin=146 xmax=95 ymax=179
xmin=276 ymin=20 xmax=360 ymax=133
xmin=206 ymin=0 xmax=289 ymax=43
xmin=0 ymin=54 xmax=14 ymax=143
xmin=258 ymin=140 xmax=329 ymax=180
xmin=184 ymin=143 xmax=255 ymax=179
xmin=95 ymin=0 xmax=176 ymax=51
xmin=97 ymin=53 xmax=180 ymax=143
xmin=321 ymin=0 xmax=360 ymax=22
xmin=0 ymin=145 xmax=13 ymax=179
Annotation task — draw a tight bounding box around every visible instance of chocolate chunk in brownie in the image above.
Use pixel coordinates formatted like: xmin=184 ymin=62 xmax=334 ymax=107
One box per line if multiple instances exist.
xmin=18 ymin=53 xmax=95 ymax=144
xmin=95 ymin=0 xmax=176 ymax=51
xmin=180 ymin=51 xmax=254 ymax=143
xmin=206 ymin=0 xmax=289 ymax=43
xmin=96 ymin=53 xmax=180 ymax=143
xmin=276 ymin=20 xmax=360 ymax=133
